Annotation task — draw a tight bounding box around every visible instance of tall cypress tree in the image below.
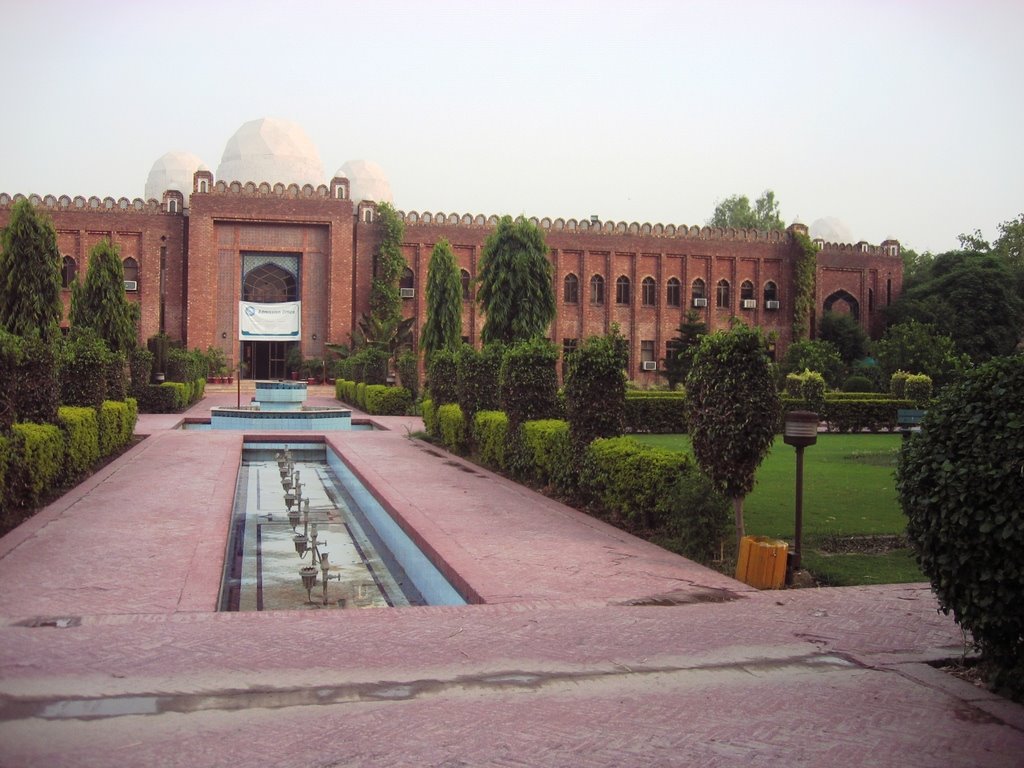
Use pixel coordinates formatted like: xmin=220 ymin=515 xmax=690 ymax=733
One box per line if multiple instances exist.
xmin=477 ymin=216 xmax=555 ymax=344
xmin=0 ymin=199 xmax=63 ymax=341
xmin=70 ymin=239 xmax=139 ymax=354
xmin=371 ymin=202 xmax=406 ymax=330
xmin=421 ymin=238 xmax=462 ymax=355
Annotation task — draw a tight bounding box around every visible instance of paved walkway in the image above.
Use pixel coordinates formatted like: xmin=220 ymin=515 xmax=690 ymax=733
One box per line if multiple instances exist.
xmin=0 ymin=389 xmax=1021 ymax=767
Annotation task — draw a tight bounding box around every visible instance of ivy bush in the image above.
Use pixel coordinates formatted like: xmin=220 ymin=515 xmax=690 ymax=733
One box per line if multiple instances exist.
xmin=898 ymin=354 xmax=1024 ymax=700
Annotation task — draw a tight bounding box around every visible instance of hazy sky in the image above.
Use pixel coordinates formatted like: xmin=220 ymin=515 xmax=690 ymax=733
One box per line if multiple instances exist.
xmin=2 ymin=0 xmax=1022 ymax=254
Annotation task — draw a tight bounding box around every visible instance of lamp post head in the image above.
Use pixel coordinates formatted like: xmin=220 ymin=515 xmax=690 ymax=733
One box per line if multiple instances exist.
xmin=783 ymin=410 xmax=819 ymax=448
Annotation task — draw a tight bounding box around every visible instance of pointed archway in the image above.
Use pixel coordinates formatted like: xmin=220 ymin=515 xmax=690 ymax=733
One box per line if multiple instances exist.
xmin=823 ymin=289 xmax=860 ymax=321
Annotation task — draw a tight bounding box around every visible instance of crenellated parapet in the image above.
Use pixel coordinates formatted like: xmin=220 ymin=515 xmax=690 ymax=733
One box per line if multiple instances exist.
xmin=205 ymin=179 xmax=335 ymax=199
xmin=815 ymin=238 xmax=901 ymax=258
xmin=0 ymin=191 xmax=164 ymax=214
xmin=397 ymin=209 xmax=797 ymax=242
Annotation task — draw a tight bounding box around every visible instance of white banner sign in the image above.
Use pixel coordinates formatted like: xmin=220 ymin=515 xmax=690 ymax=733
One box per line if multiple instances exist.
xmin=239 ymin=301 xmax=301 ymax=340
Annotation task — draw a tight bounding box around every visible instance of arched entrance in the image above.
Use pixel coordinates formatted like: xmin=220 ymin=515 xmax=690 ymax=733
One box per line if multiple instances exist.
xmin=823 ymin=289 xmax=860 ymax=322
xmin=241 ymin=260 xmax=299 ymax=380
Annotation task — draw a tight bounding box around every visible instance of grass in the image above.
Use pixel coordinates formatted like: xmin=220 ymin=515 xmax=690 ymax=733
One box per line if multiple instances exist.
xmin=630 ymin=433 xmax=925 ymax=585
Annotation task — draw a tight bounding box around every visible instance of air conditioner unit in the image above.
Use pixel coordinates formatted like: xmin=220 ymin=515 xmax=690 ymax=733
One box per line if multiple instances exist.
xmin=742 ymin=299 xmax=757 ymax=309
xmin=692 ymin=297 xmax=708 ymax=307
xmin=400 ymin=288 xmax=415 ymax=298
xmin=641 ymin=360 xmax=658 ymax=371
xmin=766 ymin=300 xmax=780 ymax=310
xmin=123 ymin=280 xmax=138 ymax=291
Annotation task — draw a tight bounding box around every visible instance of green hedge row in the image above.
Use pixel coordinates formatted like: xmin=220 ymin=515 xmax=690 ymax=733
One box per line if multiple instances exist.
xmin=624 ymin=391 xmax=688 ymax=433
xmin=2 ymin=399 xmax=137 ymax=515
xmin=438 ymin=403 xmax=468 ymax=454
xmin=781 ymin=396 xmax=918 ymax=432
xmin=335 ymin=379 xmax=413 ymax=416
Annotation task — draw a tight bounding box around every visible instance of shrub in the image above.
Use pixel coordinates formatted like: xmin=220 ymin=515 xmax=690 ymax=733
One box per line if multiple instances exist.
xmin=427 ymin=348 xmax=459 ymax=405
xmin=842 ymin=375 xmax=874 ymax=393
xmin=520 ymin=419 xmax=572 ymax=488
xmin=898 ymin=354 xmax=1024 ymax=700
xmin=129 ymin=346 xmax=154 ymax=398
xmin=7 ymin=422 xmax=65 ymax=509
xmin=355 ymin=382 xmax=367 ymax=410
xmin=364 ymin=385 xmax=412 ymax=415
xmin=105 ymin=351 xmax=129 ymax=402
xmin=396 ymin=350 xmax=419 ymax=400
xmin=580 ymin=436 xmax=727 ymax=559
xmin=799 ymin=369 xmax=827 ymax=416
xmin=98 ymin=400 xmax=134 ymax=456
xmin=57 ymin=406 xmax=100 ymax=480
xmin=58 ymin=329 xmax=112 ymax=409
xmin=889 ymin=370 xmax=911 ymax=398
xmin=564 ymin=330 xmax=627 ymax=449
xmin=437 ymin=403 xmax=467 ymax=454
xmin=500 ymin=338 xmax=559 ymax=429
xmin=904 ymin=373 xmax=933 ymax=406
xmin=166 ymin=346 xmax=204 ymax=384
xmin=473 ymin=410 xmax=509 ymax=469
xmin=623 ymin=391 xmax=688 ymax=433
xmin=421 ymin=398 xmax=438 ymax=438
xmin=456 ymin=343 xmax=503 ymax=432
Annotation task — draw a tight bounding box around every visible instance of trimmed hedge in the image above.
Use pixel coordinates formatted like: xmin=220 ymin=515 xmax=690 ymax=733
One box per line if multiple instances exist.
xmin=437 ymin=403 xmax=467 ymax=453
xmin=500 ymin=338 xmax=560 ymax=428
xmin=421 ymin=398 xmax=438 ymax=438
xmin=519 ymin=419 xmax=572 ymax=488
xmin=57 ymin=406 xmax=100 ymax=479
xmin=474 ymin=410 xmax=508 ymax=469
xmin=364 ymin=385 xmax=412 ymax=415
xmin=624 ymin=391 xmax=688 ymax=433
xmin=7 ymin=422 xmax=65 ymax=510
xmin=98 ymin=400 xmax=136 ymax=457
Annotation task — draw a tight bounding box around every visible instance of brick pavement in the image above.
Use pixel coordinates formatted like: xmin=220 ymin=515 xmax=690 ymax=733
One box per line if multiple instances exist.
xmin=0 ymin=391 xmax=1021 ymax=767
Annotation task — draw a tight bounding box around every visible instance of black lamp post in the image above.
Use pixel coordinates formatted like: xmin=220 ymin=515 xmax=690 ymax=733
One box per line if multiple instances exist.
xmin=783 ymin=410 xmax=819 ymax=574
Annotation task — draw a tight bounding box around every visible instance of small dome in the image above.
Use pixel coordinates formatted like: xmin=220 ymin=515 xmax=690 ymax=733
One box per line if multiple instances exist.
xmin=339 ymin=159 xmax=393 ymax=205
xmin=809 ymin=216 xmax=853 ymax=244
xmin=216 ymin=117 xmax=324 ymax=187
xmin=145 ymin=151 xmax=205 ymax=204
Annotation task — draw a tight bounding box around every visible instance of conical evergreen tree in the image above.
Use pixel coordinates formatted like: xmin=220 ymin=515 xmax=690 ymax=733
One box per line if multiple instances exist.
xmin=70 ymin=239 xmax=139 ymax=353
xmin=420 ymin=238 xmax=462 ymax=355
xmin=477 ymin=216 xmax=555 ymax=344
xmin=0 ymin=199 xmax=63 ymax=341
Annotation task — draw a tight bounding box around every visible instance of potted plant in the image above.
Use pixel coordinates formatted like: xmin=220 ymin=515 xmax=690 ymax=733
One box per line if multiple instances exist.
xmin=285 ymin=347 xmax=303 ymax=381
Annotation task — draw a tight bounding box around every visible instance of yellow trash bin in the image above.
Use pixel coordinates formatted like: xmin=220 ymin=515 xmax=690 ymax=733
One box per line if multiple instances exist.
xmin=735 ymin=535 xmax=789 ymax=589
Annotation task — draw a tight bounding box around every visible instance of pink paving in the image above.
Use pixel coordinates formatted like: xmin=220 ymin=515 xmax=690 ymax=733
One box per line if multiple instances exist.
xmin=0 ymin=387 xmax=1021 ymax=767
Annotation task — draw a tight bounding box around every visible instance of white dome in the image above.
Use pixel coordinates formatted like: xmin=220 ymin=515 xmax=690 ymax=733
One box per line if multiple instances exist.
xmin=338 ymin=159 xmax=393 ymax=205
xmin=145 ymin=150 xmax=205 ymax=204
xmin=809 ymin=216 xmax=853 ymax=244
xmin=216 ymin=118 xmax=324 ymax=187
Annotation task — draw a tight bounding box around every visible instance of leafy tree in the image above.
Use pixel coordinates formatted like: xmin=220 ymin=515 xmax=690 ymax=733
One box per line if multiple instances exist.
xmin=992 ymin=213 xmax=1024 ymax=273
xmin=661 ymin=311 xmax=706 ymax=390
xmin=780 ymin=339 xmax=844 ymax=388
xmin=708 ymin=189 xmax=785 ymax=231
xmin=0 ymin=199 xmax=63 ymax=341
xmin=871 ymin=320 xmax=969 ymax=387
xmin=686 ymin=322 xmax=781 ymax=545
xmin=900 ymin=244 xmax=935 ymax=287
xmin=420 ymin=238 xmax=462 ymax=355
xmin=477 ymin=216 xmax=555 ymax=344
xmin=885 ymin=251 xmax=1024 ymax=363
xmin=818 ymin=311 xmax=868 ymax=365
xmin=371 ymin=202 xmax=406 ymax=330
xmin=898 ymin=354 xmax=1024 ymax=700
xmin=69 ymin=239 xmax=139 ymax=354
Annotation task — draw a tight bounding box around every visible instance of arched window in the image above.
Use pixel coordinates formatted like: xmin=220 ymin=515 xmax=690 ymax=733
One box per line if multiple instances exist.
xmin=400 ymin=268 xmax=414 ymax=290
xmin=716 ymin=279 xmax=730 ymax=308
xmin=740 ymin=280 xmax=754 ymax=301
xmin=122 ymin=257 xmax=139 ymax=288
xmin=461 ymin=269 xmax=471 ymax=301
xmin=764 ymin=281 xmax=778 ymax=304
xmin=61 ymin=256 xmax=77 ymax=289
xmin=616 ymin=275 xmax=631 ymax=305
xmin=243 ymin=263 xmax=298 ymax=302
xmin=563 ymin=273 xmax=579 ymax=304
xmin=590 ymin=274 xmax=605 ymax=305
xmin=198 ymin=179 xmax=209 ymax=193
xmin=641 ymin=276 xmax=656 ymax=306
xmin=666 ymin=277 xmax=681 ymax=307
xmin=691 ymin=278 xmax=706 ymax=302
xmin=168 ymin=199 xmax=178 ymax=214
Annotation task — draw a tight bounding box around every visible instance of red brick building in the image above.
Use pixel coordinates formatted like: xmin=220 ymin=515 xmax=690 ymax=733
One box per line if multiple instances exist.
xmin=0 ymin=120 xmax=902 ymax=381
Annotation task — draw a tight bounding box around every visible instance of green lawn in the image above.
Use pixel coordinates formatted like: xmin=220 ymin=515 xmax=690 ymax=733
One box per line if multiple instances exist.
xmin=629 ymin=433 xmax=925 ymax=585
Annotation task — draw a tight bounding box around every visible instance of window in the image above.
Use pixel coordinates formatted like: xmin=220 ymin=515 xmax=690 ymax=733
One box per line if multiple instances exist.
xmin=615 ymin=275 xmax=631 ymax=305
xmin=563 ymin=273 xmax=579 ymax=304
xmin=123 ymin=257 xmax=139 ymax=286
xmin=666 ymin=338 xmax=682 ymax=361
xmin=641 ymin=277 xmax=656 ymax=306
xmin=716 ymin=279 xmax=730 ymax=308
xmin=640 ymin=340 xmax=655 ymax=363
xmin=562 ymin=338 xmax=578 ymax=360
xmin=740 ymin=281 xmax=754 ymax=301
xmin=364 ymin=208 xmax=373 ymax=223
xmin=590 ymin=274 xmax=605 ymax=305
xmin=61 ymin=256 xmax=77 ymax=289
xmin=168 ymin=199 xmax=178 ymax=214
xmin=400 ymin=268 xmax=414 ymax=291
xmin=691 ymin=278 xmax=706 ymax=301
xmin=764 ymin=281 xmax=778 ymax=304
xmin=666 ymin=277 xmax=681 ymax=307
xmin=337 ymin=185 xmax=347 ymax=200
xmin=198 ymin=179 xmax=209 ymax=193
xmin=461 ymin=269 xmax=471 ymax=301
xmin=243 ymin=263 xmax=298 ymax=302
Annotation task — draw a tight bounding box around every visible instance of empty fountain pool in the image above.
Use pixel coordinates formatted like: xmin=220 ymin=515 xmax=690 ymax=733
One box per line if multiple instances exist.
xmin=210 ymin=381 xmax=354 ymax=430
xmin=219 ymin=441 xmax=466 ymax=611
